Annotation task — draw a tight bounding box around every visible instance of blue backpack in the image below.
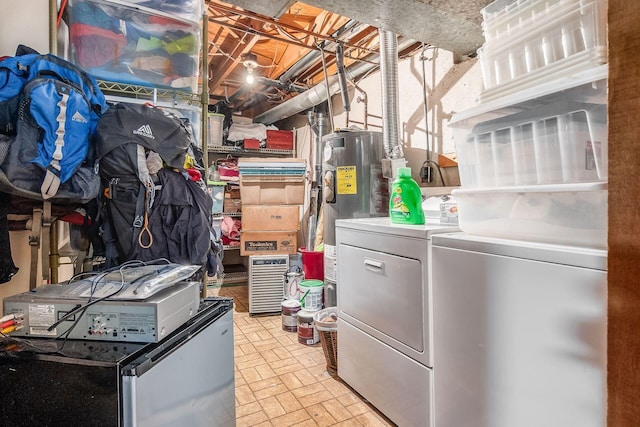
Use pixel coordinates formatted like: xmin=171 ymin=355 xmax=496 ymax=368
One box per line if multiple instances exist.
xmin=0 ymin=47 xmax=108 ymax=202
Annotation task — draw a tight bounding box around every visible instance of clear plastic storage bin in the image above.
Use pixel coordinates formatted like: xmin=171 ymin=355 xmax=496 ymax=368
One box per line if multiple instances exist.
xmin=64 ymin=0 xmax=201 ymax=92
xmin=450 ymin=68 xmax=607 ymax=247
xmin=452 ymin=182 xmax=607 ymax=248
xmin=479 ymin=0 xmax=607 ymax=99
xmin=208 ymin=182 xmax=226 ymax=214
xmin=117 ymin=0 xmax=203 ymax=23
xmin=450 ymin=71 xmax=607 ymax=189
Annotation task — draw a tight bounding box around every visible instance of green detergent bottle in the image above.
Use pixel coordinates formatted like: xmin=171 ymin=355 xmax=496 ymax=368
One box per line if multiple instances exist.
xmin=389 ymin=167 xmax=425 ymax=225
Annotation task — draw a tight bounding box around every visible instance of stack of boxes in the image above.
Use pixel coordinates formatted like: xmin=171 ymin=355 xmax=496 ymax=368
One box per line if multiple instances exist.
xmin=238 ymin=158 xmax=306 ymax=256
xmin=223 ymin=185 xmax=242 ymax=214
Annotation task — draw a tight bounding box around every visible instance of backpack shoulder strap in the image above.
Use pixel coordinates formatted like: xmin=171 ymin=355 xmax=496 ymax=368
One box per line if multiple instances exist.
xmin=41 ymin=202 xmax=52 ymax=284
xmin=27 ymin=202 xmax=52 ymax=289
xmin=40 ymin=89 xmax=71 ymax=199
xmin=28 ymin=207 xmax=42 ymax=290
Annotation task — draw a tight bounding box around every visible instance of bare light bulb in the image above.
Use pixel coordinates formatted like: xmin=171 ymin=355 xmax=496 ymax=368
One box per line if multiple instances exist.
xmin=245 ymin=72 xmax=255 ymax=84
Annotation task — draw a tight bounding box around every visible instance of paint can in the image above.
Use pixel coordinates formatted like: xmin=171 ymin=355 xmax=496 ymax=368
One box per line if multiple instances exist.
xmin=298 ymin=279 xmax=324 ymax=311
xmin=297 ymin=309 xmax=319 ymax=345
xmin=281 ymin=299 xmax=301 ymax=332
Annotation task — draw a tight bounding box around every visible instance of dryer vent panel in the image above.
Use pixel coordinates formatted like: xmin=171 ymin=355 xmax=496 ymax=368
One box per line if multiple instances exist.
xmin=249 ymin=255 xmax=289 ymax=315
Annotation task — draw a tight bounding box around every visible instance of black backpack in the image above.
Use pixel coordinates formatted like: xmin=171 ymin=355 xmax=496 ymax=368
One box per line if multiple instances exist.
xmin=95 ymin=102 xmax=214 ymax=268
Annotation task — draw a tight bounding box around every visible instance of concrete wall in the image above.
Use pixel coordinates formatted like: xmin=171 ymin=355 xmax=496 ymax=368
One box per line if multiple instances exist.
xmin=0 ymin=2 xmax=78 ymax=300
xmin=288 ymin=48 xmax=483 ymax=188
xmin=283 ymin=47 xmax=481 ymax=247
xmin=0 ymin=2 xmax=52 ymax=300
xmin=0 ymin=0 xmax=50 ymax=57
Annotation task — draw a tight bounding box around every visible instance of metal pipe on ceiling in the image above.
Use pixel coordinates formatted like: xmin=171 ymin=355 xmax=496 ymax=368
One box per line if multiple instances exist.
xmin=253 ymin=38 xmax=417 ymax=125
xmin=257 ymin=77 xmax=307 ymax=92
xmin=223 ymin=20 xmax=367 ymax=109
xmin=245 ymin=20 xmax=365 ymax=115
xmin=215 ymin=76 xmax=306 ymax=110
xmin=278 ymin=19 xmax=364 ymax=84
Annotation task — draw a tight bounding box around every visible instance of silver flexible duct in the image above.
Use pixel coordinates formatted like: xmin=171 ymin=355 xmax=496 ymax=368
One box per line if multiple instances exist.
xmin=254 ymin=38 xmax=416 ymax=124
xmin=378 ymin=29 xmax=403 ymax=159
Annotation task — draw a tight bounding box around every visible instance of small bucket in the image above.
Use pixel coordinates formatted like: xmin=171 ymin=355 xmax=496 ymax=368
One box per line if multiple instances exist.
xmin=297 ymin=309 xmax=319 ymax=345
xmin=298 ymin=279 xmax=324 ymax=311
xmin=299 ymin=247 xmax=324 ymax=280
xmin=281 ymin=299 xmax=301 ymax=332
xmin=283 ymin=266 xmax=304 ymax=300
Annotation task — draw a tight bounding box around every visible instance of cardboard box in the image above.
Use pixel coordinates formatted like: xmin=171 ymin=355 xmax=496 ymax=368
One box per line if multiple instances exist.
xmin=225 ymin=187 xmax=241 ymax=199
xmin=240 ymin=230 xmax=297 ymax=256
xmin=242 ymin=205 xmax=301 ymax=231
xmin=223 ymin=198 xmax=242 ymax=213
xmin=266 ymin=130 xmax=294 ymax=150
xmin=240 ymin=175 xmax=305 ymax=205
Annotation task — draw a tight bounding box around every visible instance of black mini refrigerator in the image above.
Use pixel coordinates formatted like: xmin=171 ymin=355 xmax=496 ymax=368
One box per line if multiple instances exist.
xmin=0 ymin=298 xmax=235 ymax=427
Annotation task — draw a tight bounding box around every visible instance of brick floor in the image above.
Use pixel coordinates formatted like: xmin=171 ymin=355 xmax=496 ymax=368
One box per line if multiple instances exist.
xmin=209 ymin=284 xmax=394 ymax=427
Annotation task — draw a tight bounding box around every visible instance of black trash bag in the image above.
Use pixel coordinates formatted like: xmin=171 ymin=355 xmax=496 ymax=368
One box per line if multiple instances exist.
xmin=0 ymin=192 xmax=18 ymax=284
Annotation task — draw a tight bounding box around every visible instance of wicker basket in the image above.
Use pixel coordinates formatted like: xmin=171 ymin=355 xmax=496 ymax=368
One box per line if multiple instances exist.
xmin=313 ymin=308 xmax=338 ymax=375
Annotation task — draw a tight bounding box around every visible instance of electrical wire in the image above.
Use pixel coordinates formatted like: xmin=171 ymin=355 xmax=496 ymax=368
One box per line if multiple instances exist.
xmin=0 ymin=259 xmax=174 ymax=355
xmin=318 ymin=43 xmax=335 ymax=131
xmin=208 ymin=41 xmax=241 ymax=62
xmin=418 ymin=44 xmax=447 ymax=186
xmin=52 ymin=264 xmax=130 ymax=351
xmin=50 ymin=259 xmax=171 ymax=330
xmin=421 ymin=43 xmax=431 ymax=166
xmin=421 ymin=159 xmax=446 ymax=186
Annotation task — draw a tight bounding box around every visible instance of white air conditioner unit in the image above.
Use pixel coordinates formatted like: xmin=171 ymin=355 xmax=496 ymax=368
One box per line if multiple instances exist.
xmin=249 ymin=254 xmax=289 ymax=315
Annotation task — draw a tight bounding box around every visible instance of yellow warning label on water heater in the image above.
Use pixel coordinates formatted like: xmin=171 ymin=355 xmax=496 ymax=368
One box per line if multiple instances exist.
xmin=337 ymin=166 xmax=357 ymax=195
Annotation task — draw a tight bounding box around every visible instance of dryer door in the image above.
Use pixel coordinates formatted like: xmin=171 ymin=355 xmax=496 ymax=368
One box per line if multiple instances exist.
xmin=340 ymin=244 xmax=424 ymax=350
xmin=336 ymin=225 xmax=431 ymax=366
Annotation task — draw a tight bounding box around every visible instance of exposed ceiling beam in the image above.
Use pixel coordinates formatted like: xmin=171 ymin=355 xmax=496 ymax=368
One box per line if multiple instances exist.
xmin=208 ymin=29 xmax=260 ymax=91
xmin=208 ymin=3 xmax=376 ymax=54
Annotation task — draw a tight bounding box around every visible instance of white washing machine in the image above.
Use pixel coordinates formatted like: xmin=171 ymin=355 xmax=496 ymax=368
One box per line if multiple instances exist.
xmin=431 ymin=233 xmax=607 ymax=427
xmin=335 ymin=217 xmax=457 ymax=427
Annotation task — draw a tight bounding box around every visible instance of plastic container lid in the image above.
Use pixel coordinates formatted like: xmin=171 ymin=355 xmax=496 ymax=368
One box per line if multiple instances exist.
xmin=299 ymin=279 xmax=323 ymax=288
xmin=298 ymin=310 xmax=317 ymax=320
xmin=282 ymin=299 xmax=301 ymax=309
